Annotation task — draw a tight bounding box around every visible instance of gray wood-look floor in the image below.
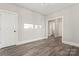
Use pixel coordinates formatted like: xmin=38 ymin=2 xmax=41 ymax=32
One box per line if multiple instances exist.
xmin=0 ymin=36 xmax=79 ymax=56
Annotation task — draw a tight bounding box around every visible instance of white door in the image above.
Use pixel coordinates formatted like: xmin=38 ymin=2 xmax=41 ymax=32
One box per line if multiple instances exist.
xmin=0 ymin=11 xmax=18 ymax=48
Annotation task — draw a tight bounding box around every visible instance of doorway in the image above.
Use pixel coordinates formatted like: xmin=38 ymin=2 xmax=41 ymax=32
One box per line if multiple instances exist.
xmin=48 ymin=20 xmax=56 ymax=37
xmin=48 ymin=17 xmax=62 ymax=38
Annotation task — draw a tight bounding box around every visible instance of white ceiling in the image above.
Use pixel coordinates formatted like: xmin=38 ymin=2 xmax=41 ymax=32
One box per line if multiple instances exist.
xmin=16 ymin=3 xmax=74 ymax=15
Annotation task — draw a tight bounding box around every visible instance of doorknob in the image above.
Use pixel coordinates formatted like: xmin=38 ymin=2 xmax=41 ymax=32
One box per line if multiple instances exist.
xmin=14 ymin=30 xmax=16 ymax=32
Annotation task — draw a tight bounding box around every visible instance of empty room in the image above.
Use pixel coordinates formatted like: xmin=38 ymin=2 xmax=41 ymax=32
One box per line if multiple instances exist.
xmin=0 ymin=3 xmax=79 ymax=56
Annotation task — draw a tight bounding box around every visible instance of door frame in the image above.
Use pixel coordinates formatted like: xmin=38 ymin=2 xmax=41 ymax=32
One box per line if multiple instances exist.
xmin=48 ymin=16 xmax=63 ymax=39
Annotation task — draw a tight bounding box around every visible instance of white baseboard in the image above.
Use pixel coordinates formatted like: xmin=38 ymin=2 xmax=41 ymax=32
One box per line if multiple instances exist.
xmin=16 ymin=36 xmax=48 ymax=45
xmin=62 ymin=41 xmax=79 ymax=47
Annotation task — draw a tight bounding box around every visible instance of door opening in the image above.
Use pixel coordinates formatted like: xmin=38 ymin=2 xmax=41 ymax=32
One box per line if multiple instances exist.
xmin=48 ymin=17 xmax=62 ymax=39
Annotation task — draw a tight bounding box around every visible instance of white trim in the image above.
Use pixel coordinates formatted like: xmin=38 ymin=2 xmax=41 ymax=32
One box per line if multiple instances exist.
xmin=16 ymin=36 xmax=48 ymax=45
xmin=48 ymin=16 xmax=63 ymax=21
xmin=0 ymin=37 xmax=48 ymax=48
xmin=62 ymin=41 xmax=79 ymax=47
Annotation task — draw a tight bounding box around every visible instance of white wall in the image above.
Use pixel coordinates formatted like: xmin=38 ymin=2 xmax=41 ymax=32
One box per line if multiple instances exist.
xmin=18 ymin=8 xmax=46 ymax=44
xmin=0 ymin=16 xmax=1 ymax=44
xmin=0 ymin=3 xmax=47 ymax=46
xmin=48 ymin=21 xmax=54 ymax=36
xmin=47 ymin=4 xmax=79 ymax=47
xmin=58 ymin=19 xmax=62 ymax=36
xmin=55 ymin=18 xmax=62 ymax=37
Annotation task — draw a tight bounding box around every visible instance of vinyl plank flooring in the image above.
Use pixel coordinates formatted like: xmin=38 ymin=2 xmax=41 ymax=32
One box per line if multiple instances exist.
xmin=0 ymin=36 xmax=79 ymax=56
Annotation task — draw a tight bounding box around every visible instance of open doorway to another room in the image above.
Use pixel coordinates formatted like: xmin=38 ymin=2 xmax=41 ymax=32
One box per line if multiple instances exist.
xmin=48 ymin=17 xmax=62 ymax=40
